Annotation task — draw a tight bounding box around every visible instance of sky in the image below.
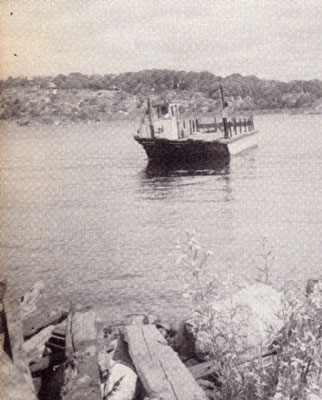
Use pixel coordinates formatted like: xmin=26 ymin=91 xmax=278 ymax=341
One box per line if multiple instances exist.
xmin=1 ymin=0 xmax=321 ymax=81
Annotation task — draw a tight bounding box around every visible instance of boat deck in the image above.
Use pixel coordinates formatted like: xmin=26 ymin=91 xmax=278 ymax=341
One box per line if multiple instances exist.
xmin=153 ymin=129 xmax=258 ymax=144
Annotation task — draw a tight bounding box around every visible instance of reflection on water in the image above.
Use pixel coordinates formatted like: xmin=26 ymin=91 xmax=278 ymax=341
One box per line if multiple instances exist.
xmin=138 ymin=159 xmax=232 ymax=202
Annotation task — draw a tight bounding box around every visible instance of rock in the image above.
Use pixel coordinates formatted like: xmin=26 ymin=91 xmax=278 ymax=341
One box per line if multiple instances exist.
xmin=190 ymin=283 xmax=285 ymax=360
xmin=102 ymin=360 xmax=137 ymax=400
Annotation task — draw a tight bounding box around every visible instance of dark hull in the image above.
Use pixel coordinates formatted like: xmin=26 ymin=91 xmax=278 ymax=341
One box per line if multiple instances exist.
xmin=134 ymin=136 xmax=230 ymax=165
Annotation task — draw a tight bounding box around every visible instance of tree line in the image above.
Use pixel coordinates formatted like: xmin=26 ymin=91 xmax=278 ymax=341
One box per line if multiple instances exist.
xmin=1 ymin=69 xmax=322 ymax=110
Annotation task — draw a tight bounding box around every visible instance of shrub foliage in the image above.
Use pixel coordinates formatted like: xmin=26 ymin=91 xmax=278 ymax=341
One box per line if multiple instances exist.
xmin=176 ymin=233 xmax=322 ymax=400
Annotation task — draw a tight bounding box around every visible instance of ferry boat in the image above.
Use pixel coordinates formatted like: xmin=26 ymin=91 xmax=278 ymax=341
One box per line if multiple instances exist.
xmin=134 ymin=85 xmax=258 ymax=164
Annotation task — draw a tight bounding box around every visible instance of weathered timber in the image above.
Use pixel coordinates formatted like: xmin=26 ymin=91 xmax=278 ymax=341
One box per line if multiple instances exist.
xmin=2 ymin=286 xmax=34 ymax=391
xmin=61 ymin=309 xmax=101 ymax=400
xmin=1 ymin=350 xmax=38 ymax=400
xmin=188 ymin=360 xmax=218 ymax=380
xmin=23 ymin=308 xmax=68 ymax=339
xmin=124 ymin=324 xmax=208 ymax=400
xmin=24 ymin=324 xmax=56 ymax=363
xmin=72 ymin=309 xmax=97 ymax=349
xmin=29 ymin=355 xmax=50 ymax=373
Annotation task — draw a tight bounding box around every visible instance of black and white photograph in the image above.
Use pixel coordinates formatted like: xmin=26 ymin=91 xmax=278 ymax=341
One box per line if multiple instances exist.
xmin=0 ymin=0 xmax=321 ymax=399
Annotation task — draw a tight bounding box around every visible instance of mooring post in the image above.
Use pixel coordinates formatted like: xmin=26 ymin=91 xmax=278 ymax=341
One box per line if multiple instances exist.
xmin=147 ymin=98 xmax=155 ymax=138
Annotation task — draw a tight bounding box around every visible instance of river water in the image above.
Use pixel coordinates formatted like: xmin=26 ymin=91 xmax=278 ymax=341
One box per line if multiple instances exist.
xmin=1 ymin=114 xmax=322 ymax=323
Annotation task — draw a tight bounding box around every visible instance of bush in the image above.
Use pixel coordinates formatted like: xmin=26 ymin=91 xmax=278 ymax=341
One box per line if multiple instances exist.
xmin=176 ymin=233 xmax=322 ymax=399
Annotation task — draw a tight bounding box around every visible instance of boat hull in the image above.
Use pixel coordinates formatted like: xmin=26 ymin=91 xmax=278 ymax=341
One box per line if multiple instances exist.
xmin=134 ymin=136 xmax=230 ymax=164
xmin=134 ymin=130 xmax=258 ymax=164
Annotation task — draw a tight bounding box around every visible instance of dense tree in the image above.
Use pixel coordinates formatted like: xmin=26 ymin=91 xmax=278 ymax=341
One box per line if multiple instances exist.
xmin=1 ymin=70 xmax=322 ymax=110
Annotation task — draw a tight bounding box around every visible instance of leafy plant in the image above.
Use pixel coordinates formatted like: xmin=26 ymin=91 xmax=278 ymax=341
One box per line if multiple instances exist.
xmin=176 ymin=233 xmax=322 ymax=400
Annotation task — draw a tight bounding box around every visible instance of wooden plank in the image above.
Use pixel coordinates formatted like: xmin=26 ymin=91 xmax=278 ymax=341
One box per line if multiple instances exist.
xmin=124 ymin=324 xmax=208 ymax=400
xmin=3 ymin=286 xmax=34 ymax=391
xmin=71 ymin=309 xmax=97 ymax=350
xmin=61 ymin=310 xmax=101 ymax=400
xmin=1 ymin=350 xmax=38 ymax=400
xmin=24 ymin=324 xmax=56 ymax=363
xmin=125 ymin=324 xmax=174 ymax=400
xmin=188 ymin=360 xmax=218 ymax=380
xmin=143 ymin=325 xmax=209 ymax=400
xmin=23 ymin=309 xmax=68 ymax=339
xmin=29 ymin=355 xmax=50 ymax=373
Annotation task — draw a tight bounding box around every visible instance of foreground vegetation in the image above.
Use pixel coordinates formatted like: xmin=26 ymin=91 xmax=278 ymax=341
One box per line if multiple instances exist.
xmin=1 ymin=70 xmax=322 ymax=125
xmin=176 ymin=234 xmax=322 ymax=400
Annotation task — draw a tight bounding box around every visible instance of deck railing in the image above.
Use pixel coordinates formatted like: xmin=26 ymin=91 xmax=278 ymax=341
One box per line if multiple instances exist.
xmin=196 ymin=116 xmax=255 ymax=136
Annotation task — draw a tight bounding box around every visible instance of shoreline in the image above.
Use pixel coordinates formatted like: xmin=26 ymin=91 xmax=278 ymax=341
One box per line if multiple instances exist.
xmin=0 ymin=107 xmax=317 ymax=129
xmin=1 ymin=85 xmax=318 ymax=128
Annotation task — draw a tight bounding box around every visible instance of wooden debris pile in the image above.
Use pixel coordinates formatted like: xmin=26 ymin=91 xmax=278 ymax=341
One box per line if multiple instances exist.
xmin=0 ymin=280 xmax=68 ymax=400
xmin=0 ymin=280 xmax=213 ymax=400
xmin=61 ymin=310 xmax=210 ymax=400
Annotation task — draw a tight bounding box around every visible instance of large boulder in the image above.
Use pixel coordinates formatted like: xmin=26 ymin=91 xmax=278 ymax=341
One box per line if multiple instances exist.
xmin=181 ymin=283 xmax=285 ymax=360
